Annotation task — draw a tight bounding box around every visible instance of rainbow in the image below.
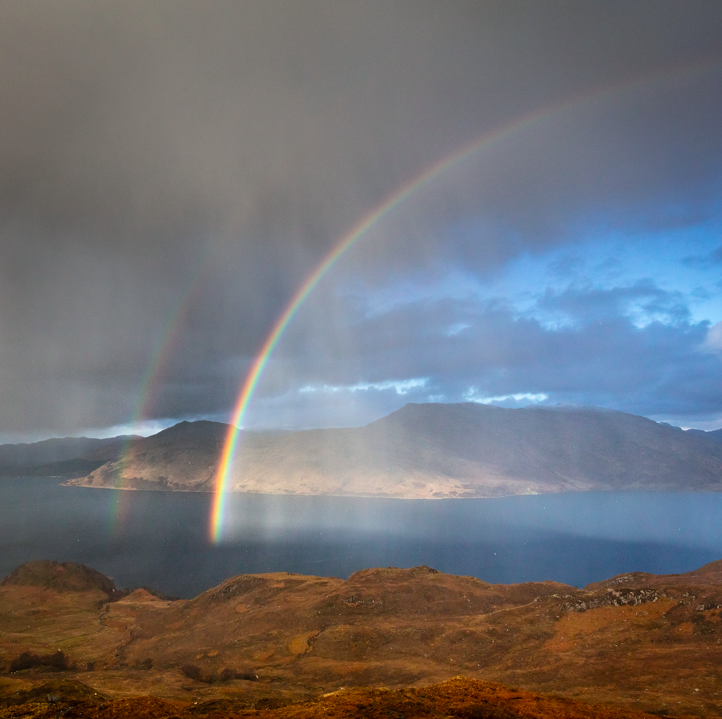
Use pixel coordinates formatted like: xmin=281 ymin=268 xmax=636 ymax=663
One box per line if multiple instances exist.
xmin=203 ymin=58 xmax=720 ymax=542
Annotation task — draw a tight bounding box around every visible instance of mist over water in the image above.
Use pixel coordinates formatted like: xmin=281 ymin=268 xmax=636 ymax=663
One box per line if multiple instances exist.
xmin=2 ymin=478 xmax=721 ymax=598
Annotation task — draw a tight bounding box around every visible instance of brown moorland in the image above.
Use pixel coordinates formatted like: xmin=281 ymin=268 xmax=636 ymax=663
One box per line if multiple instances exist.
xmin=2 ymin=560 xmax=722 ymax=717
xmin=0 ymin=676 xmax=711 ymax=719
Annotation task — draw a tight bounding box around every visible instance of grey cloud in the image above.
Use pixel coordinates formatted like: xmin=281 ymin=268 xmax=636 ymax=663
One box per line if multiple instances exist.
xmin=1 ymin=1 xmax=722 ymax=435
xmin=537 ymin=281 xmax=692 ymax=325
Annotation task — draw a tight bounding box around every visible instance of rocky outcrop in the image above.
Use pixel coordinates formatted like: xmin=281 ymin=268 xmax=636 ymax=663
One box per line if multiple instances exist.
xmin=0 ymin=560 xmax=122 ymax=599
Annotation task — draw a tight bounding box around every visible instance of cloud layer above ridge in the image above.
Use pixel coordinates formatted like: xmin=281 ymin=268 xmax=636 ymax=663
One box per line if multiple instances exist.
xmin=1 ymin=1 xmax=722 ymax=437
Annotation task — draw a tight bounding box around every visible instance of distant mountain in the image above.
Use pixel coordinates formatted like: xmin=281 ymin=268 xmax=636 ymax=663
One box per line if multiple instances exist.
xmin=69 ymin=421 xmax=228 ymax=490
xmin=685 ymin=427 xmax=722 ymax=443
xmin=658 ymin=423 xmax=722 ymax=444
xmin=69 ymin=404 xmax=722 ymax=497
xmin=0 ymin=434 xmax=139 ymax=478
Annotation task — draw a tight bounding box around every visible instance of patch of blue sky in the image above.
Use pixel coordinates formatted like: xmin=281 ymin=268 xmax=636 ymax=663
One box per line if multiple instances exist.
xmin=574 ymin=222 xmax=722 ymax=322
xmin=495 ymin=232 xmax=718 ymax=327
xmin=332 ymin=214 xmax=721 ymax=339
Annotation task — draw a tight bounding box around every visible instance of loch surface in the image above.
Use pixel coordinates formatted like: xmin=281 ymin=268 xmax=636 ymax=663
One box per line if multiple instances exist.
xmin=2 ymin=477 xmax=722 ymax=598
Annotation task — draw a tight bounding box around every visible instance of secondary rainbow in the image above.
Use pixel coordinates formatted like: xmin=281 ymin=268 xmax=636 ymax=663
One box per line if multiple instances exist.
xmin=209 ymin=58 xmax=721 ymax=543
xmin=108 ymin=261 xmax=214 ymax=534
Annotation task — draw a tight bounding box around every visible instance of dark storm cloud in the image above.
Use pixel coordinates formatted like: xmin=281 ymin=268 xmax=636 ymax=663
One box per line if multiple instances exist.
xmin=1 ymin=1 xmax=722 ymax=436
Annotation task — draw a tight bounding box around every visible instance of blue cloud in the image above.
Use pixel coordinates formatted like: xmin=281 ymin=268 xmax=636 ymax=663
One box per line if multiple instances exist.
xmin=252 ymin=277 xmax=721 ymax=429
xmin=682 ymin=244 xmax=722 ymax=268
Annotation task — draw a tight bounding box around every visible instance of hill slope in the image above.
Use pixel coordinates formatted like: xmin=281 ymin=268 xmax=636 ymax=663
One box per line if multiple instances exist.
xmin=0 ymin=434 xmax=138 ymax=478
xmin=0 ymin=435 xmax=135 ymax=467
xmin=3 ymin=559 xmax=722 ymax=716
xmin=70 ymin=404 xmax=722 ymax=498
xmin=72 ymin=421 xmax=228 ymax=490
xmin=686 ymin=427 xmax=722 ymax=443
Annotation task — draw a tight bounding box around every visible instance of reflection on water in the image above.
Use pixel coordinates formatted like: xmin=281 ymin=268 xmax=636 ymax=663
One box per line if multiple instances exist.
xmin=1 ymin=478 xmax=721 ymax=598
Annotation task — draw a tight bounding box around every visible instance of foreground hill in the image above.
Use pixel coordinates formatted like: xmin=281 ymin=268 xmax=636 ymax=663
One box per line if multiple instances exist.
xmin=0 ymin=677 xmax=696 ymax=719
xmin=2 ymin=559 xmax=722 ymax=716
xmin=69 ymin=404 xmax=722 ymax=498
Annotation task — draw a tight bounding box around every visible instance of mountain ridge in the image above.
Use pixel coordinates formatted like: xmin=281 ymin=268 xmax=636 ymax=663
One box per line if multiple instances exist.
xmin=0 ymin=434 xmax=140 ymax=478
xmin=68 ymin=403 xmax=722 ymax=498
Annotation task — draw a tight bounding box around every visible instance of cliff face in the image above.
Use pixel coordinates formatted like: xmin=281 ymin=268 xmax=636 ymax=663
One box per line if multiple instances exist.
xmin=3 ymin=559 xmax=722 ymax=716
xmin=69 ymin=404 xmax=722 ymax=498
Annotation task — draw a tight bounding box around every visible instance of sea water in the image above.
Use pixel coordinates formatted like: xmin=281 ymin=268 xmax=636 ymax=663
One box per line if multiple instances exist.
xmin=1 ymin=477 xmax=721 ymax=598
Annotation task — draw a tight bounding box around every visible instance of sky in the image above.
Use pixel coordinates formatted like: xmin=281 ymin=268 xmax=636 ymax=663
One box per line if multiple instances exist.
xmin=1 ymin=0 xmax=722 ymax=442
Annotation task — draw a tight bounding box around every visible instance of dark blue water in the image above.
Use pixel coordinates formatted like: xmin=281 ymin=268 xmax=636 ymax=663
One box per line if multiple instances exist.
xmin=2 ymin=478 xmax=722 ymax=598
